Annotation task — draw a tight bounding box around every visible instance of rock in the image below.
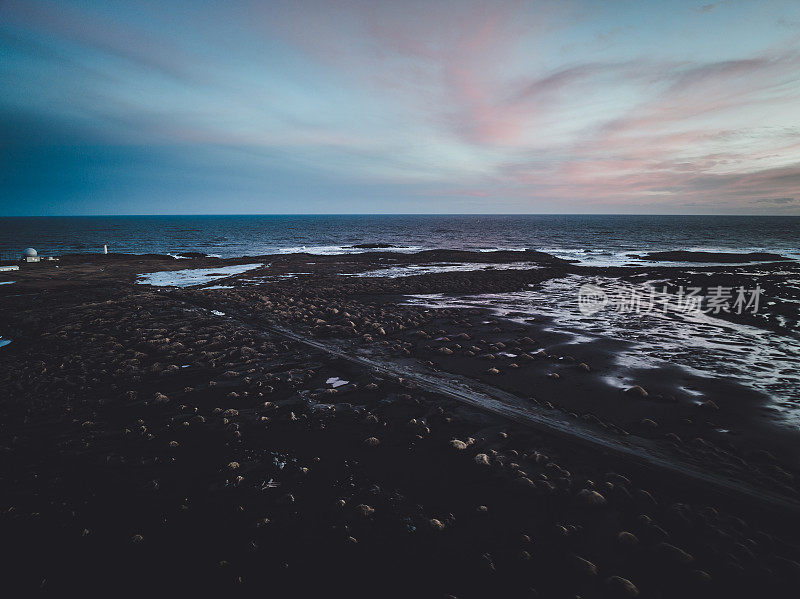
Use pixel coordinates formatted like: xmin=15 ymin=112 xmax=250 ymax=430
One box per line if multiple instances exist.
xmin=639 ymin=418 xmax=658 ymax=428
xmin=634 ymin=489 xmax=657 ymax=505
xmin=691 ymin=570 xmax=712 ymax=583
xmin=649 ymin=525 xmax=670 ymax=543
xmin=578 ymin=362 xmax=591 ymax=372
xmin=576 ymin=489 xmax=607 ymax=507
xmin=656 ymin=542 xmax=694 ymax=564
xmin=429 ymin=518 xmax=445 ymax=530
xmin=537 ymin=480 xmax=556 ymax=494
xmin=625 ymin=386 xmax=648 ymax=398
xmin=450 ymin=439 xmax=468 ymax=450
xmin=572 ymin=555 xmax=598 ymax=576
xmin=474 ymin=453 xmax=491 ymax=466
xmin=131 ymin=534 xmax=144 ymax=544
xmin=357 ymin=504 xmax=374 ymax=517
xmin=487 ymin=367 xmax=500 ymax=375
xmin=605 ymin=576 xmax=639 ymax=597
xmin=481 ymin=553 xmax=496 ymax=572
xmin=227 ymin=461 xmax=240 ymax=470
xmin=363 ymin=437 xmax=380 ymax=447
xmin=617 ymin=531 xmax=639 ymax=546
xmin=605 ymin=473 xmax=631 ymax=486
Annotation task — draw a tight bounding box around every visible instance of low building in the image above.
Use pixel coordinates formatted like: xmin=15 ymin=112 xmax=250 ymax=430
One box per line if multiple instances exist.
xmin=21 ymin=248 xmax=41 ymax=263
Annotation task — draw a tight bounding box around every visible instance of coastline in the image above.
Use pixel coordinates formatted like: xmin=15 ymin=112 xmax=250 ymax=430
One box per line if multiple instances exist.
xmin=2 ymin=249 xmax=800 ymax=597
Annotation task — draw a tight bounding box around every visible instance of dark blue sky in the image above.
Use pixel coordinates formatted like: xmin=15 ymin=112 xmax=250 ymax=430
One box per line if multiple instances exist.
xmin=2 ymin=0 xmax=800 ymax=215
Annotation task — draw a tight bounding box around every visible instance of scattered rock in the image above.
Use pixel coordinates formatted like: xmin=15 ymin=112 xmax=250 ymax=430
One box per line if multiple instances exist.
xmin=691 ymin=569 xmax=712 ymax=583
xmin=474 ymin=453 xmax=491 ymax=466
xmin=429 ymin=518 xmax=445 ymax=531
xmin=450 ymin=439 xmax=468 ymax=450
xmin=576 ymin=489 xmax=607 ymax=507
xmin=357 ymin=504 xmax=375 ymax=517
xmin=572 ymin=555 xmax=598 ymax=576
xmin=656 ymin=542 xmax=694 ymax=564
xmin=605 ymin=576 xmax=639 ymax=597
xmin=625 ymin=386 xmax=648 ymax=398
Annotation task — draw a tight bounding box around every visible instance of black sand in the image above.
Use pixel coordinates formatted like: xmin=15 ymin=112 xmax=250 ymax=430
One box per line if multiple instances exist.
xmin=2 ymin=251 xmax=800 ymax=598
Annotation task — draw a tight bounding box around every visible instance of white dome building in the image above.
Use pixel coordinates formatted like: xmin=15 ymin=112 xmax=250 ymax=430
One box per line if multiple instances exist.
xmin=21 ymin=248 xmax=40 ymax=263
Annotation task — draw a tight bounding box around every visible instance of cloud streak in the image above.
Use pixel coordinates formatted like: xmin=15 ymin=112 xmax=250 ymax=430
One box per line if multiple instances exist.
xmin=1 ymin=0 xmax=799 ymax=214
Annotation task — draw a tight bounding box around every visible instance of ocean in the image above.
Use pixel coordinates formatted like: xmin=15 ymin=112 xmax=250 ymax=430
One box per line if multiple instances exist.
xmin=1 ymin=215 xmax=799 ymax=265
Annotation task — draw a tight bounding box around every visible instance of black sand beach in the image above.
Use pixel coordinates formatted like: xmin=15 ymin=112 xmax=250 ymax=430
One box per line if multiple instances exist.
xmin=2 ymin=250 xmax=800 ymax=598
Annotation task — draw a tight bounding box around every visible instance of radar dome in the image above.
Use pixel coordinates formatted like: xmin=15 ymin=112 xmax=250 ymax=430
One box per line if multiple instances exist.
xmin=22 ymin=248 xmax=38 ymax=257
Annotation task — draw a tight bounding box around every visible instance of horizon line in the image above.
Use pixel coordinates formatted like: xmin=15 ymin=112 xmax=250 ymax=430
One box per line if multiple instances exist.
xmin=3 ymin=213 xmax=799 ymax=218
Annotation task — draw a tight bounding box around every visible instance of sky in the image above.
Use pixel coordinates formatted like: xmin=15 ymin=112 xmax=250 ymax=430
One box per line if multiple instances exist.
xmin=1 ymin=0 xmax=800 ymax=215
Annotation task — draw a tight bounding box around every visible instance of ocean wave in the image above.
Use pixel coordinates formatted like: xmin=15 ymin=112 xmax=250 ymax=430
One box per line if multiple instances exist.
xmin=276 ymin=245 xmax=422 ymax=255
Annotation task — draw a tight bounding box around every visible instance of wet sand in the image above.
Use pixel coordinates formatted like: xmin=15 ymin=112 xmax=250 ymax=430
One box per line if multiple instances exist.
xmin=1 ymin=251 xmax=800 ymax=598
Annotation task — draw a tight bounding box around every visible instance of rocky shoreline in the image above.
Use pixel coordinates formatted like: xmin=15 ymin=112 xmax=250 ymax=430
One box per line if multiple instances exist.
xmin=1 ymin=250 xmax=800 ymax=598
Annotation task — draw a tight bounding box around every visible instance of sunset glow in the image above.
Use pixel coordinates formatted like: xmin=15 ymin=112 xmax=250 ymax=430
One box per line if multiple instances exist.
xmin=2 ymin=0 xmax=800 ymax=214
